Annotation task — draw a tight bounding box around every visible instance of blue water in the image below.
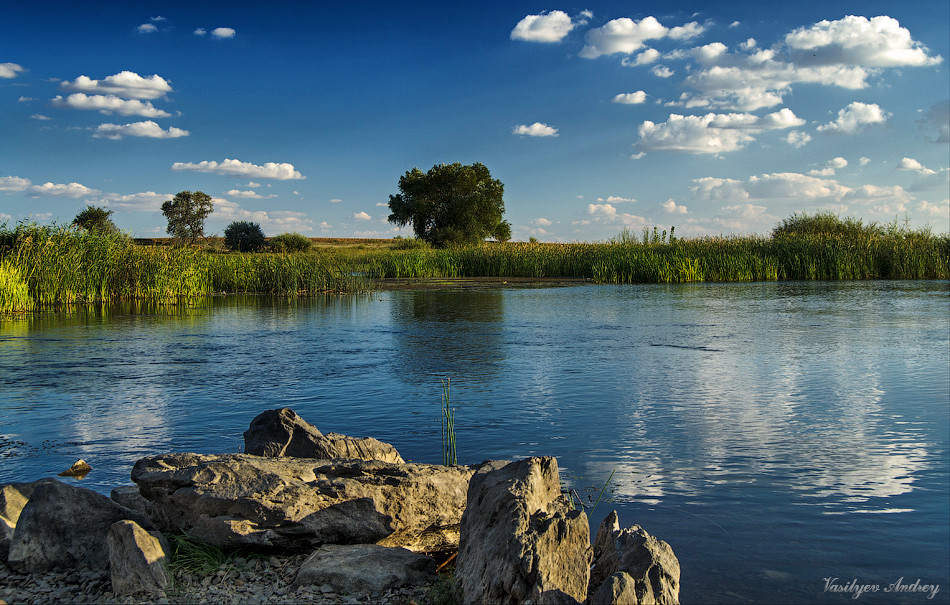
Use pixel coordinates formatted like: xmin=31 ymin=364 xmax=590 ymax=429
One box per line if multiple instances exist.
xmin=1 ymin=281 xmax=948 ymax=603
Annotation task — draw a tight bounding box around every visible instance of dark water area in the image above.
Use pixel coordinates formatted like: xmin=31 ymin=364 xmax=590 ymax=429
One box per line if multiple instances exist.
xmin=1 ymin=281 xmax=948 ymax=603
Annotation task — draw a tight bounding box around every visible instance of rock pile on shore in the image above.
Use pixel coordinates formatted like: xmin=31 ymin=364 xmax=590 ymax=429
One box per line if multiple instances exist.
xmin=1 ymin=408 xmax=680 ymax=604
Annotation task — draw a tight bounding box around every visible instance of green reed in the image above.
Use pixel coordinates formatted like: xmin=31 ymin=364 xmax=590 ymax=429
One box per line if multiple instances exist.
xmin=440 ymin=378 xmax=457 ymax=467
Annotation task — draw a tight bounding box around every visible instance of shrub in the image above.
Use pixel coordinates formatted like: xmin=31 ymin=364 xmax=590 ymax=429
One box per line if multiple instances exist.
xmin=224 ymin=222 xmax=266 ymax=252
xmin=269 ymin=232 xmax=312 ymax=253
xmin=772 ymin=212 xmax=883 ymax=238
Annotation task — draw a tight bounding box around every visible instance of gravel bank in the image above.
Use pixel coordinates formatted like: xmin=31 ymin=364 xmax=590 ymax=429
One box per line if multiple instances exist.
xmin=0 ymin=553 xmax=437 ymax=605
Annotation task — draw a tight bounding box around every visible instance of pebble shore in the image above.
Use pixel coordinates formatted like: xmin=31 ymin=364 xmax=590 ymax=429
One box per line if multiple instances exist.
xmin=0 ymin=553 xmax=435 ymax=605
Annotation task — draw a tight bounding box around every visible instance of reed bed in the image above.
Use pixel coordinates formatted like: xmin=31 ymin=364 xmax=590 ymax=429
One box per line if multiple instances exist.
xmin=351 ymin=233 xmax=949 ymax=283
xmin=2 ymin=222 xmax=946 ymax=312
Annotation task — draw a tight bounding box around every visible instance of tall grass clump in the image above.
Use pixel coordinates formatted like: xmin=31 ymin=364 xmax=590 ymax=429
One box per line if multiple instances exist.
xmin=268 ymin=232 xmax=312 ymax=253
xmin=0 ymin=259 xmax=33 ymax=312
xmin=207 ymin=251 xmax=367 ymax=294
xmin=0 ymin=222 xmax=211 ymax=308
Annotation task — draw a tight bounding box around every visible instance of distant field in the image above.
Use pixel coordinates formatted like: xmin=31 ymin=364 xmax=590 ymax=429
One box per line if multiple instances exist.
xmin=133 ymin=237 xmax=399 ymax=250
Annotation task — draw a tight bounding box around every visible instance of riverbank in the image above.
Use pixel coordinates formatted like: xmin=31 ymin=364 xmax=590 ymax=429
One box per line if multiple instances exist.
xmin=2 ymin=222 xmax=948 ymax=311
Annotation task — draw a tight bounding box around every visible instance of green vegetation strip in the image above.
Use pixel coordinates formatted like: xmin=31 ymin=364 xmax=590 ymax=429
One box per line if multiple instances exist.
xmin=2 ymin=215 xmax=947 ymax=312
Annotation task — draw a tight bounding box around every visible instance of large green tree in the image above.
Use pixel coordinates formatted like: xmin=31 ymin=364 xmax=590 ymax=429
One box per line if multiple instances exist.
xmin=73 ymin=205 xmax=118 ymax=234
xmin=161 ymin=191 xmax=214 ymax=242
xmin=387 ymin=162 xmax=511 ymax=247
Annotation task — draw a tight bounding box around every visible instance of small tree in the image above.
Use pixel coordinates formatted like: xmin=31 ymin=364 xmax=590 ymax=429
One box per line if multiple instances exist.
xmin=387 ymin=162 xmax=511 ymax=247
xmin=73 ymin=205 xmax=118 ymax=234
xmin=224 ymin=221 xmax=266 ymax=252
xmin=161 ymin=191 xmax=214 ymax=243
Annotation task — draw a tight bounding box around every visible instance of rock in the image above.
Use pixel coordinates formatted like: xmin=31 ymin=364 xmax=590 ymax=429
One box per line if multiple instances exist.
xmin=293 ymin=544 xmax=437 ymax=593
xmin=58 ymin=459 xmax=92 ymax=479
xmin=455 ymin=457 xmax=592 ymax=605
xmin=110 ymin=486 xmax=149 ymax=516
xmin=0 ymin=481 xmax=44 ymax=563
xmin=588 ymin=510 xmax=680 ymax=605
xmin=243 ymin=408 xmax=404 ymax=464
xmin=131 ymin=453 xmax=473 ymax=552
xmin=7 ymin=478 xmax=152 ymax=573
xmin=107 ymin=520 xmax=170 ymax=596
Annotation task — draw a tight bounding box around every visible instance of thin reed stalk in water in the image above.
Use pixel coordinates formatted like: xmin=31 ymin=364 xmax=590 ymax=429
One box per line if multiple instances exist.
xmin=441 ymin=379 xmax=457 ymax=466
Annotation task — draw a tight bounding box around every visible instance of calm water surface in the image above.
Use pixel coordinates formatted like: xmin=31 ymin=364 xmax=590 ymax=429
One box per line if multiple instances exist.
xmin=1 ymin=281 xmax=948 ymax=603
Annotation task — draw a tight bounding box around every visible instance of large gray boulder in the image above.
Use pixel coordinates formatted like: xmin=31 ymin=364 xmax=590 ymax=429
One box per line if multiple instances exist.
xmin=455 ymin=457 xmax=592 ymax=605
xmin=7 ymin=478 xmax=152 ymax=573
xmin=243 ymin=408 xmax=404 ymax=464
xmin=0 ymin=480 xmax=46 ymax=563
xmin=108 ymin=520 xmax=170 ymax=596
xmin=293 ymin=544 xmax=437 ymax=593
xmin=588 ymin=511 xmax=680 ymax=605
xmin=131 ymin=453 xmax=472 ymax=553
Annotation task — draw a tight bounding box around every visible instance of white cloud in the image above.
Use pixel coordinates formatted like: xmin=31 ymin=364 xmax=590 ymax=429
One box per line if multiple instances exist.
xmin=0 ymin=213 xmax=11 ymax=222
xmin=0 ymin=176 xmax=31 ymax=192
xmin=0 ymin=63 xmax=26 ymax=78
xmin=713 ymin=203 xmax=778 ymax=231
xmin=785 ymin=130 xmax=812 ymax=147
xmin=740 ymin=38 xmax=757 ymax=51
xmin=860 ymin=157 xmax=871 ymax=166
xmin=375 ymin=202 xmax=388 ymax=207
xmin=319 ymin=221 xmax=331 ymax=229
xmin=586 ymin=203 xmax=649 ymax=227
xmin=784 ymin=15 xmax=943 ymax=68
xmin=150 ymin=16 xmax=166 ymax=22
xmin=908 ymin=168 xmax=950 ymax=192
xmin=692 ymin=172 xmax=912 ymax=207
xmin=598 ymin=196 xmax=636 ymax=204
xmin=353 ymin=211 xmax=372 ymax=220
xmin=212 ymin=198 xmax=314 ymax=233
xmin=225 ymin=189 xmax=278 ymax=199
xmin=817 ymin=102 xmax=888 ymax=134
xmin=61 ymin=71 xmax=173 ymax=100
xmin=28 ymin=182 xmax=100 ymax=198
xmin=897 ymin=157 xmax=924 ymax=170
xmin=580 ymin=17 xmax=704 ymax=59
xmin=612 ymin=91 xmax=647 ymax=104
xmin=651 ymin=65 xmax=674 ymax=78
xmin=513 ymin=122 xmax=558 ymax=137
xmin=194 ymin=28 xmax=207 ymax=36
xmin=673 ymin=16 xmax=941 ymax=111
xmin=31 ymin=114 xmax=52 ymax=120
xmin=533 ymin=217 xmax=552 ymax=226
xmin=623 ymin=48 xmax=660 ymax=66
xmin=93 ymin=121 xmax=189 ymax=139
xmin=171 ymin=159 xmax=306 ymax=180
xmin=87 ymin=191 xmax=169 ymax=211
xmin=919 ymin=200 xmax=950 ymax=219
xmin=661 ymin=199 xmax=688 ymax=214
xmin=330 ymin=198 xmax=343 ymax=203
xmin=511 ymin=11 xmax=576 ymax=43
xmin=637 ymin=109 xmax=803 ymax=154
xmin=136 ymin=23 xmax=157 ymax=33
xmin=211 ymin=28 xmax=236 ymax=39
xmin=51 ymin=93 xmax=171 ymax=118
xmin=808 ymin=156 xmax=848 ymax=176
xmin=18 ymin=96 xmax=35 ymax=102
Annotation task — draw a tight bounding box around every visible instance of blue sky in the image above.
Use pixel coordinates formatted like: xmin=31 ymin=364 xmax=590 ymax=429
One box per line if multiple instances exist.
xmin=2 ymin=1 xmax=948 ymax=240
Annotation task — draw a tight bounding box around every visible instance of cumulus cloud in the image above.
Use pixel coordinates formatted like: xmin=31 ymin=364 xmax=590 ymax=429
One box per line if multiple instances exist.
xmin=809 ymin=156 xmax=848 ymax=176
xmin=51 ymin=93 xmax=171 ymax=118
xmin=623 ymin=48 xmax=660 ymax=66
xmin=919 ymin=199 xmax=950 ymax=219
xmin=586 ymin=203 xmax=649 ymax=227
xmin=194 ymin=28 xmax=207 ymax=36
xmin=513 ymin=122 xmax=559 ymax=137
xmin=580 ymin=16 xmax=703 ymax=59
xmin=784 ymin=15 xmax=943 ymax=67
xmin=136 ymin=23 xmax=157 ymax=33
xmin=692 ymin=172 xmax=911 ymax=207
xmin=0 ymin=176 xmax=31 ymax=192
xmin=31 ymin=114 xmax=52 ymax=120
xmin=897 ymin=157 xmax=924 ymax=170
xmin=651 ymin=65 xmax=674 ymax=78
xmin=171 ymin=159 xmax=306 ymax=180
xmin=637 ymin=109 xmax=803 ymax=154
xmin=93 ymin=121 xmax=189 ymax=139
xmin=511 ymin=10 xmax=576 ymax=42
xmin=212 ymin=198 xmax=314 ymax=233
xmin=661 ymin=199 xmax=688 ymax=214
xmin=533 ymin=217 xmax=552 ymax=226
xmin=817 ymin=102 xmax=888 ymax=134
xmin=784 ymin=130 xmax=812 ymax=148
xmin=61 ymin=71 xmax=173 ymax=100
xmin=673 ymin=16 xmax=941 ymax=111
xmin=86 ymin=191 xmax=169 ymax=211
xmin=27 ymin=182 xmax=100 ymax=198
xmin=0 ymin=63 xmax=26 ymax=78
xmin=613 ymin=91 xmax=647 ymax=104
xmin=211 ymin=27 xmax=236 ymax=39
xmin=353 ymin=211 xmax=372 ymax=220
xmin=18 ymin=96 xmax=35 ymax=102
xmin=601 ymin=196 xmax=636 ymax=204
